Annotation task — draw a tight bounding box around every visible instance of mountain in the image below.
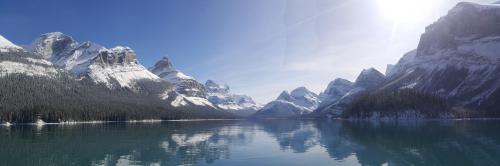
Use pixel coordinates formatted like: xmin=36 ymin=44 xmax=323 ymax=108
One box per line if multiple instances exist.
xmin=354 ymin=68 xmax=385 ymax=89
xmin=149 ymin=57 xmax=217 ymax=109
xmin=0 ymin=35 xmax=58 ymax=77
xmin=25 ymin=32 xmax=225 ymax=111
xmin=204 ymin=80 xmax=261 ymax=116
xmin=253 ymin=87 xmax=320 ymax=118
xmin=149 ymin=57 xmax=206 ymax=98
xmin=0 ymin=34 xmax=235 ymax=123
xmin=381 ymin=2 xmax=500 ymax=112
xmin=314 ymin=68 xmax=385 ymax=116
xmin=0 ymin=35 xmax=22 ymax=52
xmin=316 ymin=78 xmax=354 ymax=114
xmin=29 ymin=32 xmax=161 ymax=89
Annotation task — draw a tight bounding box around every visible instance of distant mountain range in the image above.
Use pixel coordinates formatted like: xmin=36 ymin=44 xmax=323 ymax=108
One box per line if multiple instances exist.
xmin=254 ymin=2 xmax=500 ymax=119
xmin=1 ymin=2 xmax=500 ymax=122
xmin=0 ymin=32 xmax=260 ymax=123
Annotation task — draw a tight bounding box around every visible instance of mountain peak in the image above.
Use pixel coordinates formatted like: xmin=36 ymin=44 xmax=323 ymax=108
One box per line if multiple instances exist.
xmin=331 ymin=78 xmax=353 ymax=86
xmin=418 ymin=2 xmax=500 ymax=56
xmin=318 ymin=78 xmax=354 ymax=105
xmin=360 ymin=68 xmax=382 ymax=75
xmin=95 ymin=46 xmax=139 ymax=66
xmin=38 ymin=32 xmax=75 ymax=45
xmin=31 ymin=32 xmax=78 ymax=59
xmin=151 ymin=56 xmax=174 ymax=72
xmin=277 ymin=91 xmax=292 ymax=101
xmin=323 ymin=78 xmax=354 ymax=95
xmin=290 ymin=87 xmax=317 ymax=98
xmin=354 ymin=68 xmax=385 ymax=89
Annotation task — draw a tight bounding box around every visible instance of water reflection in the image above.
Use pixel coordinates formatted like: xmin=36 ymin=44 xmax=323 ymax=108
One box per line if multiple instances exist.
xmin=1 ymin=120 xmax=500 ymax=165
xmin=256 ymin=120 xmax=319 ymax=153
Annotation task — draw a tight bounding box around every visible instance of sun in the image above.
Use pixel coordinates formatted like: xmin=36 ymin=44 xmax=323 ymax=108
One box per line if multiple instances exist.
xmin=377 ymin=0 xmax=434 ymax=23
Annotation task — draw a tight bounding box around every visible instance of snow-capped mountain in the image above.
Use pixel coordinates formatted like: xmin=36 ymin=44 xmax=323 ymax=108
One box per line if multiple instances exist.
xmin=381 ymin=2 xmax=500 ymax=110
xmin=29 ymin=32 xmax=160 ymax=89
xmin=204 ymin=80 xmax=260 ymax=116
xmin=281 ymin=87 xmax=321 ymax=110
xmin=25 ymin=32 xmax=222 ymax=110
xmin=0 ymin=35 xmax=22 ymax=52
xmin=0 ymin=35 xmax=59 ymax=77
xmin=315 ymin=68 xmax=385 ymax=116
xmin=253 ymin=87 xmax=320 ymax=117
xmin=149 ymin=57 xmax=220 ymax=109
xmin=149 ymin=57 xmax=206 ymax=98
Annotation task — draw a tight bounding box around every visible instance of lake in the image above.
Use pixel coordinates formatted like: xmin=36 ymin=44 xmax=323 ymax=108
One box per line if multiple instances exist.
xmin=1 ymin=119 xmax=500 ymax=166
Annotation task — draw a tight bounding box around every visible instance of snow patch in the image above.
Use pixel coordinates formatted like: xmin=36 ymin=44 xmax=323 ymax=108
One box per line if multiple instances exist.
xmin=0 ymin=61 xmax=58 ymax=77
xmin=88 ymin=64 xmax=160 ymax=88
xmin=0 ymin=35 xmax=22 ymax=52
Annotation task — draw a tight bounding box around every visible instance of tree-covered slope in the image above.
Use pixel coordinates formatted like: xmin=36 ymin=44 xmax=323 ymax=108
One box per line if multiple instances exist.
xmin=0 ymin=52 xmax=235 ymax=123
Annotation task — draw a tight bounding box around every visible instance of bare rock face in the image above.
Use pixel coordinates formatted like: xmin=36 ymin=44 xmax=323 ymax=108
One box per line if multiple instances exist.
xmin=150 ymin=57 xmax=207 ymax=98
xmin=29 ymin=32 xmax=162 ymax=89
xmin=31 ymin=32 xmax=77 ymax=60
xmin=382 ymin=2 xmax=500 ymax=110
xmin=418 ymin=2 xmax=500 ymax=56
xmin=95 ymin=46 xmax=139 ymax=66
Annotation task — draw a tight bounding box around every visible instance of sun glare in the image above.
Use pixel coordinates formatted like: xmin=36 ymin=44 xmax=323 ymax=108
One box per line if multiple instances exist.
xmin=377 ymin=0 xmax=434 ymax=23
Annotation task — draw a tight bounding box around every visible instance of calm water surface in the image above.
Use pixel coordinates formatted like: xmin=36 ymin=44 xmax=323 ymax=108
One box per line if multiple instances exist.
xmin=1 ymin=120 xmax=500 ymax=166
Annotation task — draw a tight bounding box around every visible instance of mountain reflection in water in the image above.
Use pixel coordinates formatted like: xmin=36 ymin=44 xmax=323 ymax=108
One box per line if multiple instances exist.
xmin=1 ymin=120 xmax=500 ymax=166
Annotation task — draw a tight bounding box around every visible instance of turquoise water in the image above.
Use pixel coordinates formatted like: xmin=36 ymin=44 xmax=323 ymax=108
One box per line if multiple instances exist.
xmin=1 ymin=120 xmax=500 ymax=166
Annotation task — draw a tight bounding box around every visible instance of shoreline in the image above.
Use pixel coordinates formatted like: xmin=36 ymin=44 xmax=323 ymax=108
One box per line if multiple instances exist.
xmin=0 ymin=118 xmax=245 ymax=126
xmin=2 ymin=117 xmax=500 ymax=127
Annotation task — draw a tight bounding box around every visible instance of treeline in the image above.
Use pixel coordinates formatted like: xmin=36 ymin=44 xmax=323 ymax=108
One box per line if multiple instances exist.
xmin=0 ymin=73 xmax=235 ymax=123
xmin=342 ymin=89 xmax=453 ymax=119
xmin=0 ymin=52 xmax=234 ymax=123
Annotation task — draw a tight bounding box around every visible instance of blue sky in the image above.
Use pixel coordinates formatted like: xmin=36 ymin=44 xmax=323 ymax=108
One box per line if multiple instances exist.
xmin=0 ymin=0 xmax=494 ymax=103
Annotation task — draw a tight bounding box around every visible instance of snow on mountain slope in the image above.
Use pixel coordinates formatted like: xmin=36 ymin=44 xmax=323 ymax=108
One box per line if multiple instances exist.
xmin=254 ymin=87 xmax=320 ymax=117
xmin=149 ymin=57 xmax=206 ymax=98
xmin=0 ymin=35 xmax=22 ymax=52
xmin=285 ymin=87 xmax=321 ymax=110
xmin=381 ymin=2 xmax=500 ymax=109
xmin=205 ymin=80 xmax=260 ymax=116
xmin=253 ymin=100 xmax=310 ymax=118
xmin=87 ymin=46 xmax=161 ymax=89
xmin=148 ymin=57 xmax=221 ymax=109
xmin=0 ymin=55 xmax=59 ymax=77
xmin=0 ymin=35 xmax=57 ymax=77
xmin=28 ymin=32 xmax=223 ymax=110
xmin=29 ymin=32 xmax=161 ymax=89
xmin=170 ymin=93 xmax=216 ymax=108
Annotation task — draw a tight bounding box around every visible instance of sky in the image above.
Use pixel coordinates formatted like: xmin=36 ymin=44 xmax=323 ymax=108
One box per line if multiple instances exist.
xmin=0 ymin=0 xmax=495 ymax=103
